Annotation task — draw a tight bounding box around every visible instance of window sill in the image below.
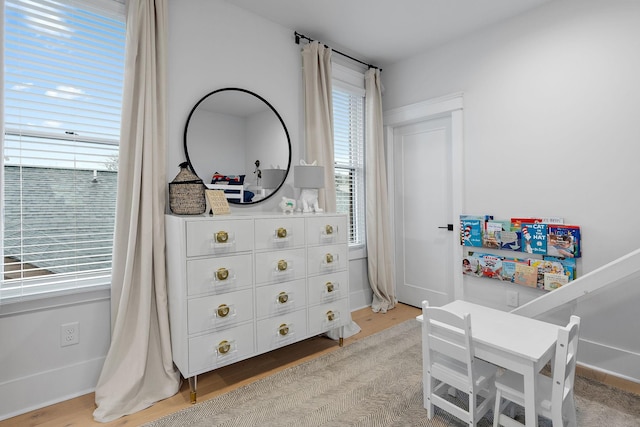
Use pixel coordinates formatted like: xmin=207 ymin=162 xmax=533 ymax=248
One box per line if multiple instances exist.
xmin=349 ymin=244 xmax=367 ymax=261
xmin=0 ymin=285 xmax=111 ymax=317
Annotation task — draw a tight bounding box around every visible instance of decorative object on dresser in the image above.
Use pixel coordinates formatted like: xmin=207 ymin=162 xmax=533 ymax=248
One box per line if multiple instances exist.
xmin=165 ymin=213 xmax=350 ymax=403
xmin=168 ymin=162 xmax=206 ymax=215
xmin=294 ymin=160 xmax=324 ymax=213
xmin=204 ymin=189 xmax=230 ymax=215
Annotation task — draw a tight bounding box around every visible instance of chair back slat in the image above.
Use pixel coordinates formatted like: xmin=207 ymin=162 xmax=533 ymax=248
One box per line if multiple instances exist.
xmin=551 ymin=315 xmax=581 ymax=408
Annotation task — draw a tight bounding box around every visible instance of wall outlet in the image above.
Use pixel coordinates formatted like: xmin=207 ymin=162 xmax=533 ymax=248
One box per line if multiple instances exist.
xmin=506 ymin=290 xmax=519 ymax=308
xmin=60 ymin=322 xmax=79 ymax=347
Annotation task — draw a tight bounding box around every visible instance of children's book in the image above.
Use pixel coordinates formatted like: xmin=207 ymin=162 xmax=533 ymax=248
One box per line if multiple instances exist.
xmin=530 ymin=259 xmax=567 ymax=288
xmin=475 ymin=253 xmax=503 ymax=280
xmin=497 ymin=230 xmax=521 ymax=251
xmin=510 ymin=217 xmax=542 ymax=231
xmin=483 ymin=220 xmax=510 ymax=249
xmin=521 ymin=222 xmax=547 ymax=255
xmin=543 ymin=256 xmax=577 ymax=280
xmin=462 ymin=254 xmax=482 ymax=276
xmin=543 ymin=272 xmax=569 ymax=291
xmin=513 ymin=263 xmax=538 ymax=287
xmin=547 ymin=225 xmax=581 ymax=258
xmin=501 ymin=257 xmax=528 ymax=283
xmin=460 ymin=216 xmax=483 ymax=247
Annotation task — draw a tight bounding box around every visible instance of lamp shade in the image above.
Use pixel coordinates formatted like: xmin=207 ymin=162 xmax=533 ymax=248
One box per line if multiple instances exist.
xmin=261 ymin=168 xmax=287 ymax=189
xmin=294 ymin=165 xmax=324 ymax=189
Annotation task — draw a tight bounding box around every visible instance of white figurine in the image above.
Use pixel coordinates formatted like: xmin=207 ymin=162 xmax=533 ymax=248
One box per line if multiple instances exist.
xmin=279 ymin=196 xmax=296 ymax=214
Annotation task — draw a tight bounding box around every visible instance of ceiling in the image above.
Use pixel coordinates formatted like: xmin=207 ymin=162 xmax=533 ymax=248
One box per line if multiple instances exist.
xmin=224 ymin=0 xmax=553 ymax=67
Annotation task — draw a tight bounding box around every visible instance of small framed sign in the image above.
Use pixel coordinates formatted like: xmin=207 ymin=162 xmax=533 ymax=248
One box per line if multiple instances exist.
xmin=205 ymin=189 xmax=230 ymax=215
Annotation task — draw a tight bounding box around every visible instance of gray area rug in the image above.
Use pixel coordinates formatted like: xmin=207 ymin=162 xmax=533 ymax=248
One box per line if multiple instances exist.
xmin=144 ymin=319 xmax=640 ymax=427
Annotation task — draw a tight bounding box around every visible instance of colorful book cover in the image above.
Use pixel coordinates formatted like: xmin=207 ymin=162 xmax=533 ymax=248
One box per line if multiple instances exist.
xmin=462 ymin=254 xmax=481 ymax=276
xmin=476 ymin=253 xmax=503 ymax=279
xmin=543 ymin=256 xmax=577 ymax=280
xmin=544 ymin=272 xmax=569 ymax=291
xmin=547 ymin=225 xmax=581 ymax=258
xmin=510 ymin=217 xmax=542 ymax=231
xmin=483 ymin=221 xmax=502 ymax=249
xmin=460 ymin=216 xmax=483 ymax=247
xmin=530 ymin=259 xmax=568 ymax=288
xmin=497 ymin=230 xmax=521 ymax=251
xmin=501 ymin=258 xmax=528 ymax=282
xmin=513 ymin=263 xmax=537 ymax=287
xmin=521 ymin=223 xmax=547 ymax=255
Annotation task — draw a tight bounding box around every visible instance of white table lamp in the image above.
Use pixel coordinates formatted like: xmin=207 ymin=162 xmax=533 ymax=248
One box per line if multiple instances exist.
xmin=294 ymin=164 xmax=324 ymax=213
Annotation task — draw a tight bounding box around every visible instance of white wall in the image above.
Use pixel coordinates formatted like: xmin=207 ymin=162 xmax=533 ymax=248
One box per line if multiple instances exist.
xmin=382 ymin=0 xmax=640 ymax=382
xmin=0 ymin=1 xmax=372 ymax=420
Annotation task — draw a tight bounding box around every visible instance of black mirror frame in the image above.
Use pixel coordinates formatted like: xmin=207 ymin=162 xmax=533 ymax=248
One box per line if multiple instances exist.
xmin=183 ymin=87 xmax=292 ymax=205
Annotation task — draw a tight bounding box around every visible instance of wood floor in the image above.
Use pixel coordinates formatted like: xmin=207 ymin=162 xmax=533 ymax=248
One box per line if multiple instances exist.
xmin=0 ymin=303 xmax=422 ymax=427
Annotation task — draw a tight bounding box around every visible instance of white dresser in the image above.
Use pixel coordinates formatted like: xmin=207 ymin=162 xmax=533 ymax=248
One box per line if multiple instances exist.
xmin=165 ymin=213 xmax=350 ymax=402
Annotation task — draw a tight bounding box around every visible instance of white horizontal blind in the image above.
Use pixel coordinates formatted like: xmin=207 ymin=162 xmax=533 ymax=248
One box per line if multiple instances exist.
xmin=2 ymin=0 xmax=125 ymax=301
xmin=333 ymin=75 xmax=365 ymax=247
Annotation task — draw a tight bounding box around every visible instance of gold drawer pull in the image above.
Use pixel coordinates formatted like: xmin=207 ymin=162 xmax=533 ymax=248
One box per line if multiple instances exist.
xmin=277 ymin=291 xmax=289 ymax=304
xmin=216 ymin=267 xmax=229 ymax=281
xmin=278 ymin=323 xmax=290 ymax=336
xmin=326 ymin=310 xmax=335 ymax=322
xmin=215 ymin=231 xmax=229 ymax=243
xmin=277 ymin=259 xmax=288 ymax=271
xmin=217 ymin=304 xmax=230 ymax=318
xmin=325 ymin=253 xmax=334 ymax=264
xmin=326 ymin=281 xmax=335 ymax=293
xmin=276 ymin=227 xmax=288 ymax=238
xmin=325 ymin=224 xmax=333 ymax=235
xmin=217 ymin=340 xmax=231 ymax=354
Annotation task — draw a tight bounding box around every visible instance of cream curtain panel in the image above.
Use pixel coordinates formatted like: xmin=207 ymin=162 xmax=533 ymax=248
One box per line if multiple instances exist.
xmin=93 ymin=0 xmax=180 ymax=422
xmin=301 ymin=41 xmax=336 ymax=212
xmin=365 ymin=68 xmax=396 ymax=313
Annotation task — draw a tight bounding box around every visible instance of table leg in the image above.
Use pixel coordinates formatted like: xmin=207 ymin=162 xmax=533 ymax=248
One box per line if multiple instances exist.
xmin=522 ymin=367 xmax=537 ymax=426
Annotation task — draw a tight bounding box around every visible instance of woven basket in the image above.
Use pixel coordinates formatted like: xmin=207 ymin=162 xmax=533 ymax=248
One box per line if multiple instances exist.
xmin=169 ymin=162 xmax=206 ymax=215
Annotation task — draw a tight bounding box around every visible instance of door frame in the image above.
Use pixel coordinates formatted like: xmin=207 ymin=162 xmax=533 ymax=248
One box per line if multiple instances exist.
xmin=383 ymin=92 xmax=464 ymax=301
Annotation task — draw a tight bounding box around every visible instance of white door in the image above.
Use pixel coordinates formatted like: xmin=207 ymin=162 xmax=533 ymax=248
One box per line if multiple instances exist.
xmin=393 ymin=117 xmax=454 ymax=307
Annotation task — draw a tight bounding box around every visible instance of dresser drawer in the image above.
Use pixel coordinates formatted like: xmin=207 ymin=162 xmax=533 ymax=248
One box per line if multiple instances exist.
xmin=187 ymin=253 xmax=252 ymax=296
xmin=306 ymin=215 xmax=347 ymax=246
xmin=307 ymin=244 xmax=347 ymax=276
xmin=255 ymin=279 xmax=307 ymax=319
xmin=307 ymin=271 xmax=348 ymax=306
xmin=186 ymin=218 xmax=253 ymax=257
xmin=187 ymin=288 xmax=253 ymax=334
xmin=256 ymin=309 xmax=308 ymax=353
xmin=188 ymin=322 xmax=255 ymax=375
xmin=308 ymin=298 xmax=350 ymax=335
xmin=255 ymin=248 xmax=306 ymax=285
xmin=254 ymin=217 xmax=305 ymax=250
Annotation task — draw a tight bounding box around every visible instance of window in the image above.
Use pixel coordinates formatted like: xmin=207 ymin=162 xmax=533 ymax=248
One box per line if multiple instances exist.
xmin=2 ymin=0 xmax=125 ymax=302
xmin=332 ymin=64 xmax=365 ymax=248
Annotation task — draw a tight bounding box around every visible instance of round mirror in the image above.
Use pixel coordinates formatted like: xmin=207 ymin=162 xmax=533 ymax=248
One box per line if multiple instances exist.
xmin=184 ymin=88 xmax=291 ymax=204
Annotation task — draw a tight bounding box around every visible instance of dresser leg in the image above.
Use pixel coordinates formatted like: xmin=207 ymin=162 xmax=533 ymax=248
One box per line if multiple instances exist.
xmin=189 ymin=376 xmax=197 ymax=404
xmin=339 ymin=325 xmax=344 ymax=347
xmin=339 ymin=337 xmax=344 ymax=347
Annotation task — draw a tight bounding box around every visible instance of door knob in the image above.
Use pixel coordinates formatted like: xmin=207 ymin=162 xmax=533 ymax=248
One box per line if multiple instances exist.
xmin=438 ymin=224 xmax=454 ymax=231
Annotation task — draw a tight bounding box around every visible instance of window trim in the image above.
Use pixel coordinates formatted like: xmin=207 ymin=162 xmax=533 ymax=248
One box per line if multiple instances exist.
xmin=332 ymin=63 xmax=366 ymax=255
xmin=1 ymin=0 xmax=125 ymax=305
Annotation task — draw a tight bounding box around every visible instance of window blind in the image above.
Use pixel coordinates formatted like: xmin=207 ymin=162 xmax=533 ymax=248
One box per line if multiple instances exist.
xmin=333 ymin=86 xmax=365 ymax=246
xmin=2 ymin=0 xmax=125 ymax=301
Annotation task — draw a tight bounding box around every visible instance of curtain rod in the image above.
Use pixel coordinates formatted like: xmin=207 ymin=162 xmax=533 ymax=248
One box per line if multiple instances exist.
xmin=294 ymin=31 xmax=381 ymax=71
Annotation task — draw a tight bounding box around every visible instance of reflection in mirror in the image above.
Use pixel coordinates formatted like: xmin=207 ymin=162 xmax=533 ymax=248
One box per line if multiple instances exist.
xmin=184 ymin=88 xmax=291 ymax=204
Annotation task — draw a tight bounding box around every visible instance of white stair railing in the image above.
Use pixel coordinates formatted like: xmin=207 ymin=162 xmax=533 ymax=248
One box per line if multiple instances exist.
xmin=511 ymin=247 xmax=640 ymax=318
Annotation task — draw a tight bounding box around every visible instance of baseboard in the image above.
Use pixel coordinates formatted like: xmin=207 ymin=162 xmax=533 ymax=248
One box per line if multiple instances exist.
xmin=577 ymin=364 xmax=640 ymax=396
xmin=575 ymin=337 xmax=640 ymax=396
xmin=349 ymin=289 xmax=372 ymax=312
xmin=0 ymin=356 xmax=105 ymax=421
